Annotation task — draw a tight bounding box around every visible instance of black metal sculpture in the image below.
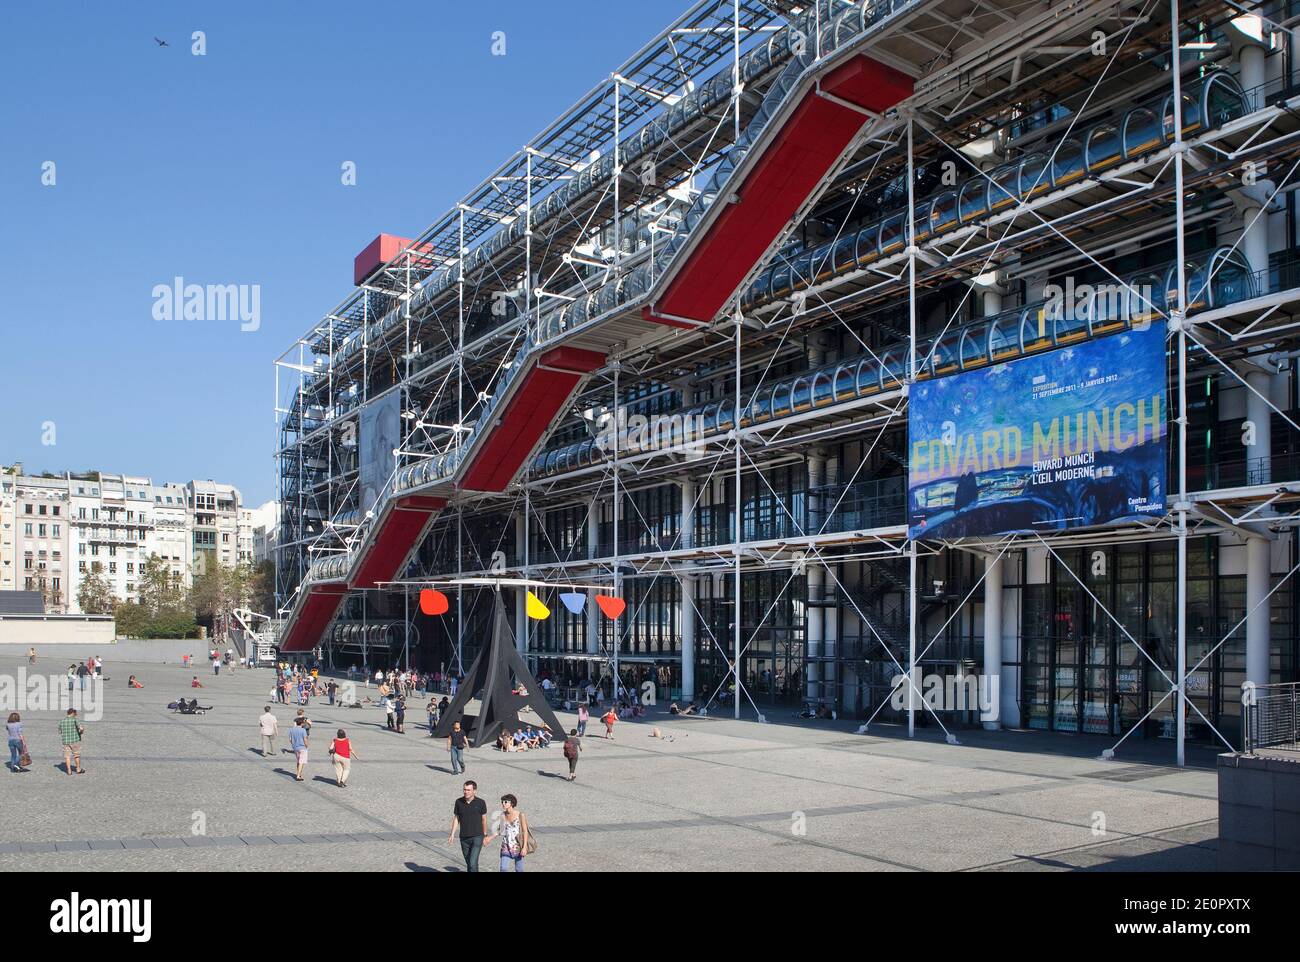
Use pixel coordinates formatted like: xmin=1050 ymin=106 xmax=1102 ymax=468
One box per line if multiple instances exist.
xmin=433 ymin=590 xmax=565 ymax=748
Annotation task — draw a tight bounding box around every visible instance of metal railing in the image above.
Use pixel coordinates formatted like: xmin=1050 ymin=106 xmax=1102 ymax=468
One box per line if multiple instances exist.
xmin=1243 ymin=681 xmax=1300 ymax=754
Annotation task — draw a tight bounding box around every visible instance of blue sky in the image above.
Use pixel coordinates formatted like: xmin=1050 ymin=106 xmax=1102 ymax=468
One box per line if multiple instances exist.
xmin=0 ymin=0 xmax=679 ymax=505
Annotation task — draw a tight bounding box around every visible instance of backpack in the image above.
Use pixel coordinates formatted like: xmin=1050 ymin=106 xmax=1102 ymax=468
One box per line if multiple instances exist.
xmin=563 ymin=737 xmax=579 ymax=760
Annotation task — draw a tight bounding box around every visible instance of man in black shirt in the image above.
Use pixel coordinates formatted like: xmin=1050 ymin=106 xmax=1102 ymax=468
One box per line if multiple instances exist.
xmin=447 ymin=780 xmax=488 ymax=872
xmin=447 ymin=721 xmax=467 ymax=774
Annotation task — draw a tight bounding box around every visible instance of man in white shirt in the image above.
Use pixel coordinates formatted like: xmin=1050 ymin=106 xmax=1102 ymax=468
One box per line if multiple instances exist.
xmin=258 ymin=706 xmax=279 ymax=757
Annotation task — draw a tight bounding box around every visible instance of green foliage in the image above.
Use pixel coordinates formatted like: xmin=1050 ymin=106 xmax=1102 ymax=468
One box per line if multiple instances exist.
xmin=76 ymin=562 xmax=116 ymax=615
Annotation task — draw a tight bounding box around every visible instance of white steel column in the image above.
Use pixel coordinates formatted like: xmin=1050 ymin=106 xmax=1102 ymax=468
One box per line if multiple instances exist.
xmin=806 ymin=453 xmax=826 ymax=700
xmin=905 ymin=114 xmax=918 ymax=738
xmin=806 ymin=563 xmax=824 ymax=701
xmin=1246 ymin=534 xmax=1271 ymax=688
xmin=679 ymin=477 xmax=696 ymax=704
xmin=680 ymin=573 xmax=696 ymax=704
xmin=1247 ymin=370 xmax=1273 ymax=484
xmin=982 ymin=553 xmax=1002 ymax=731
xmin=1172 ymin=0 xmax=1189 ymax=767
xmin=586 ymin=497 xmax=599 ymax=655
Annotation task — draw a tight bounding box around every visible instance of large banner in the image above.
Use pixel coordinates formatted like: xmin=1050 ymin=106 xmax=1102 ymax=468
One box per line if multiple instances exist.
xmin=908 ymin=325 xmax=1166 ymax=540
xmin=359 ymin=392 xmax=401 ymax=515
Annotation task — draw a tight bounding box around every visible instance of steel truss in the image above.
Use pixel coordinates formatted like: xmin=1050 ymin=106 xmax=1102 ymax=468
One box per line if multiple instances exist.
xmin=276 ymin=0 xmax=1300 ymax=765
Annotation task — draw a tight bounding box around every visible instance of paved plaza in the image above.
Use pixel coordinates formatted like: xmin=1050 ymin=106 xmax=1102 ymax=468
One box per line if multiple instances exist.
xmin=0 ymin=659 xmax=1222 ymax=871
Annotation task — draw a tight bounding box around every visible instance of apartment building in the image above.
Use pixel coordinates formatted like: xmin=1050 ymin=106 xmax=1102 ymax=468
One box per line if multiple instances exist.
xmin=0 ymin=470 xmax=257 ymax=613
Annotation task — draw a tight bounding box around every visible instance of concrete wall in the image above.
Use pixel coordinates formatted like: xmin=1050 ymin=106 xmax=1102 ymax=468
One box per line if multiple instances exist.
xmin=0 ymin=614 xmax=115 ymax=647
xmin=1 ymin=620 xmax=209 ymax=666
xmin=1218 ymin=752 xmax=1300 ymax=870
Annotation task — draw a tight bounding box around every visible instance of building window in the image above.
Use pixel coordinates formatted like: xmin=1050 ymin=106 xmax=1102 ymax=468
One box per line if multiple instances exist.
xmin=23 ymin=505 xmax=32 ymax=515
xmin=23 ymin=523 xmax=31 ymax=536
xmin=52 ymin=524 xmax=59 ymax=538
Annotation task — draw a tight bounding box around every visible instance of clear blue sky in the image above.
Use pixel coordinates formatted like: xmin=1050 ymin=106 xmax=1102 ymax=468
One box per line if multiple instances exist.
xmin=0 ymin=0 xmax=680 ymax=505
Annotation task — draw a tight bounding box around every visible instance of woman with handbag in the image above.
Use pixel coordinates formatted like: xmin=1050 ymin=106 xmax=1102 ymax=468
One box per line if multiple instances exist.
xmin=6 ymin=712 xmax=30 ymax=773
xmin=485 ymin=794 xmax=532 ymax=872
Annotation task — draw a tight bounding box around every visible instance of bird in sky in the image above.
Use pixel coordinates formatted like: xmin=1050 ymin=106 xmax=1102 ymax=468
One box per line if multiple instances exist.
xmin=153 ymin=37 xmax=169 ymax=47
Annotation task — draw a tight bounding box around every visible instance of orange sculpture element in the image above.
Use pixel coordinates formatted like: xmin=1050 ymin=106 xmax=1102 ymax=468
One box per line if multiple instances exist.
xmin=419 ymin=588 xmax=450 ymax=616
xmin=595 ymin=595 xmax=626 ymax=620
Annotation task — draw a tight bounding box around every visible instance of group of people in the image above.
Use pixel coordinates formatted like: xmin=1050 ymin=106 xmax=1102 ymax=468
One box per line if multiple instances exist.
xmin=494 ymin=724 xmax=553 ymax=752
xmin=65 ymin=656 xmax=103 ymax=690
xmin=6 ymin=708 xmax=86 ymax=776
xmin=272 ymin=663 xmax=324 ymax=706
xmin=256 ymin=705 xmax=356 ymax=786
xmin=354 ymin=666 xmax=456 ymax=698
xmin=447 ymin=781 xmax=533 ymax=872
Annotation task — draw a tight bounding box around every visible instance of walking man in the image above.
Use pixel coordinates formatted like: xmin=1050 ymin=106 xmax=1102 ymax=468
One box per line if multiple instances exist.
xmin=258 ymin=705 xmax=278 ymax=757
xmin=447 ymin=720 xmax=467 ymax=774
xmin=289 ymin=717 xmax=309 ymax=781
xmin=447 ymin=780 xmax=487 ymax=872
xmin=427 ymin=698 xmax=439 ymax=737
xmin=577 ymin=702 xmax=589 ymax=737
xmin=27 ymin=647 xmax=35 ymax=666
xmin=563 ymin=728 xmax=582 ymax=781
xmin=59 ymin=708 xmax=85 ymax=776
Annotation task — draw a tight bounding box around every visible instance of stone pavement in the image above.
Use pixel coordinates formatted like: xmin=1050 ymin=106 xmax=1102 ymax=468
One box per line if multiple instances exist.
xmin=0 ymin=659 xmax=1220 ymax=871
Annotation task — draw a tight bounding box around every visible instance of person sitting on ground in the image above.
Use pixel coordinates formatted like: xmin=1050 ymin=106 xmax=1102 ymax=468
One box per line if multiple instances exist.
xmin=495 ymin=730 xmax=511 ymax=752
xmin=524 ymin=728 xmax=542 ymax=749
xmin=191 ymin=677 xmax=203 ymax=688
xmin=128 ymin=675 xmax=144 ymax=689
xmin=536 ymin=725 xmax=553 ymax=748
xmin=512 ymin=727 xmax=530 ymax=751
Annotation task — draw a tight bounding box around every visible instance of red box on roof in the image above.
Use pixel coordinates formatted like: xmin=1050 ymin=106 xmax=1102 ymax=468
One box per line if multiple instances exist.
xmin=354 ymin=234 xmax=434 ymax=286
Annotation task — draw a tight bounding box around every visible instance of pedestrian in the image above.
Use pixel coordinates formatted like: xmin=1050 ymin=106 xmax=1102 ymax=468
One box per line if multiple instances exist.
xmin=394 ymin=695 xmax=406 ymax=734
xmin=383 ymin=695 xmax=396 ymax=732
xmin=59 ymin=708 xmax=85 ymax=775
xmin=577 ymin=702 xmax=589 ymax=737
xmin=447 ymin=720 xmax=467 ymax=774
xmin=602 ymin=706 xmax=618 ymax=739
xmin=258 ymin=706 xmax=278 ymax=757
xmin=447 ymin=780 xmax=487 ymax=872
xmin=438 ymin=695 xmax=449 ymax=719
xmin=295 ymin=708 xmax=312 ymax=735
xmin=329 ymin=728 xmax=355 ymax=788
xmin=27 ymin=647 xmax=35 ymax=666
xmin=326 ymin=680 xmax=337 ymax=706
xmin=76 ymin=661 xmax=89 ymax=691
xmin=450 ymin=674 xmax=459 ymax=697
xmin=562 ymin=728 xmax=581 ymax=781
xmin=485 ymin=793 xmax=530 ymax=873
xmin=289 ymin=717 xmax=309 ymax=781
xmin=7 ymin=712 xmax=29 ymax=773
xmin=212 ymin=655 xmax=220 ymax=677
xmin=427 ymin=699 xmax=439 ymax=737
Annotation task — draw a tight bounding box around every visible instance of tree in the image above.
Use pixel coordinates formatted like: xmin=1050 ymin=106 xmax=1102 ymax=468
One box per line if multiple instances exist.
xmin=76 ymin=562 xmax=116 ymax=615
xmin=246 ymin=559 xmax=275 ymax=616
xmin=138 ymin=554 xmax=187 ymax=616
